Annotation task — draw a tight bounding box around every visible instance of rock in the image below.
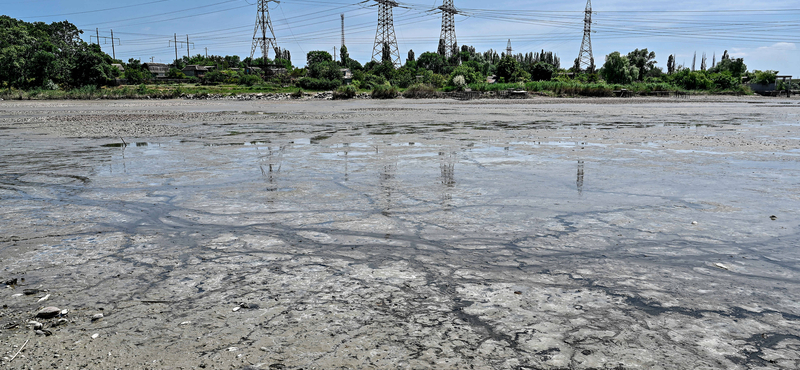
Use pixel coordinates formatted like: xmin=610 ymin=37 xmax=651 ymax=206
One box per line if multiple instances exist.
xmin=23 ymin=289 xmax=41 ymax=295
xmin=37 ymin=294 xmax=50 ymax=302
xmin=2 ymin=278 xmax=17 ymax=286
xmin=55 ymin=318 xmax=68 ymax=326
xmin=179 ymin=321 xmax=191 ymax=326
xmin=232 ymin=306 xmax=240 ymax=312
xmin=35 ymin=329 xmax=46 ymax=336
xmin=36 ymin=307 xmax=61 ymax=319
xmin=770 ymin=215 xmax=777 ymax=220
xmin=91 ymin=333 xmax=99 ymax=339
xmin=91 ymin=313 xmax=104 ymax=322
xmin=691 ymin=221 xmax=698 ymax=225
xmin=60 ymin=309 xmax=68 ymax=316
xmin=28 ymin=321 xmax=43 ymax=330
xmin=714 ymin=263 xmax=729 ymax=270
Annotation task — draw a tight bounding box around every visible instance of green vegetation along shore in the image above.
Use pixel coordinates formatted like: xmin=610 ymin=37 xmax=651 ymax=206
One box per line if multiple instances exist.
xmin=2 ymin=16 xmax=797 ymax=100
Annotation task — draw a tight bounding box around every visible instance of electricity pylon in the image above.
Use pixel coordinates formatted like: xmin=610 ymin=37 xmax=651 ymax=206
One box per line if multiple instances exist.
xmin=438 ymin=0 xmax=458 ymax=59
xmin=577 ymin=0 xmax=594 ymax=70
xmin=371 ymin=0 xmax=401 ymax=66
xmin=250 ymin=0 xmax=279 ymax=65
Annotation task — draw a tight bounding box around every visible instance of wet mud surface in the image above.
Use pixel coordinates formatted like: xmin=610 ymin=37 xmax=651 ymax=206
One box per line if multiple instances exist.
xmin=1 ymin=97 xmax=800 ymax=369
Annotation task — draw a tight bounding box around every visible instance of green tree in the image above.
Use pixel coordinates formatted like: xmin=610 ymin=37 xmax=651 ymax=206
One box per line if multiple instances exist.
xmin=448 ymin=64 xmax=483 ymax=86
xmin=306 ymin=51 xmax=332 ymax=66
xmin=339 ymin=45 xmax=349 ymax=66
xmin=529 ymin=61 xmax=556 ymax=81
xmin=626 ymin=49 xmax=656 ymax=81
xmin=307 ymin=60 xmax=342 ymax=80
xmin=416 ymin=52 xmax=447 ymax=74
xmin=71 ymin=43 xmax=118 ymax=86
xmin=496 ymin=55 xmax=521 ymax=82
xmin=600 ymin=52 xmax=638 ymax=84
xmin=709 ymin=56 xmax=746 ymax=77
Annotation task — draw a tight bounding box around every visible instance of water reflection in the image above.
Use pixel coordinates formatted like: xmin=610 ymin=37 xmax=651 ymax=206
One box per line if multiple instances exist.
xmin=577 ymin=160 xmax=584 ymax=195
xmin=342 ymin=143 xmax=349 ymax=182
xmin=439 ymin=150 xmax=457 ymax=209
xmin=379 ymin=160 xmax=397 ymax=216
xmin=258 ymin=145 xmax=284 ymax=192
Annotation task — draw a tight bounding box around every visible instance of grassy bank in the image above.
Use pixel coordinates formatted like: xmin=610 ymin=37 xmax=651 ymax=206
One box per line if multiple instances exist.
xmin=1 ymin=81 xmax=753 ymax=100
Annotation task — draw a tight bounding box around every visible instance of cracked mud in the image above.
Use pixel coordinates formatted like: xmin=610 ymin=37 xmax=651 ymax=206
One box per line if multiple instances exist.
xmin=1 ymin=97 xmax=799 ymax=369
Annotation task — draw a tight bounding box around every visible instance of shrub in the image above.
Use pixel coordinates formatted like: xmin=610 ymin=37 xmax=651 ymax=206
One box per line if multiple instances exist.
xmin=297 ymin=77 xmax=341 ymax=90
xmin=239 ymin=74 xmax=263 ymax=86
xmin=291 ymin=88 xmax=304 ymax=98
xmin=333 ymin=85 xmax=357 ymax=100
xmin=402 ymin=84 xmax=438 ymax=99
xmin=452 ymin=75 xmax=467 ymax=91
xmin=371 ymin=84 xmax=398 ymax=99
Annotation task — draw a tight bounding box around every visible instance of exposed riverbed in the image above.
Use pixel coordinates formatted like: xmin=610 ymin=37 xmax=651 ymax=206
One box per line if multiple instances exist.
xmin=1 ymin=97 xmax=799 ymax=369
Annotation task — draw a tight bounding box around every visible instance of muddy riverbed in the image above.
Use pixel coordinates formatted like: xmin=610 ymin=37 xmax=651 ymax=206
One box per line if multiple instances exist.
xmin=1 ymin=97 xmax=799 ymax=369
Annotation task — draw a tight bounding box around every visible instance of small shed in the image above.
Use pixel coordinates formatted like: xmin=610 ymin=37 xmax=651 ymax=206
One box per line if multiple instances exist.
xmin=143 ymin=63 xmax=169 ymax=79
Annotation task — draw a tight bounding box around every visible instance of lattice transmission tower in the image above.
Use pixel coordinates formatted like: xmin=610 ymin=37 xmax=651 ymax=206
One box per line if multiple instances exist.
xmin=577 ymin=0 xmax=594 ymax=70
xmin=371 ymin=0 xmax=401 ymax=66
xmin=341 ymin=14 xmax=345 ymax=48
xmin=438 ymin=0 xmax=459 ymax=59
xmin=250 ymin=0 xmax=279 ymax=65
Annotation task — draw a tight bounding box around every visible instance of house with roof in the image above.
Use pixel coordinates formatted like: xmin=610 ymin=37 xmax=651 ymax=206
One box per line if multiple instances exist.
xmin=142 ymin=63 xmax=169 ymax=79
xmin=182 ymin=65 xmax=211 ymax=78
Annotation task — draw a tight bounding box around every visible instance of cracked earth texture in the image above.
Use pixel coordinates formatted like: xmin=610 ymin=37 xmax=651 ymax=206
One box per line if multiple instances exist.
xmin=0 ymin=97 xmax=799 ymax=369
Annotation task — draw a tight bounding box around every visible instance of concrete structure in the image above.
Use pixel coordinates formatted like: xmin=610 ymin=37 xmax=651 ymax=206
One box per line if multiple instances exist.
xmin=341 ymin=68 xmax=353 ymax=85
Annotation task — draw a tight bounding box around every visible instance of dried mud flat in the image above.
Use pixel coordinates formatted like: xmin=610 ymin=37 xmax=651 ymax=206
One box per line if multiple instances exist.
xmin=1 ymin=97 xmax=799 ymax=369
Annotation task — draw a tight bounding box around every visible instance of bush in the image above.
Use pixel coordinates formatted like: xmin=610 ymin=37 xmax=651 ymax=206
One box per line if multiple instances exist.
xmin=291 ymin=88 xmax=304 ymax=98
xmin=402 ymin=84 xmax=438 ymax=99
xmin=452 ymin=75 xmax=467 ymax=91
xmin=239 ymin=74 xmax=263 ymax=86
xmin=371 ymin=84 xmax=398 ymax=99
xmin=710 ymin=72 xmax=740 ymax=90
xmin=297 ymin=77 xmax=341 ymax=90
xmin=333 ymin=85 xmax=357 ymax=100
xmin=670 ymin=69 xmax=713 ymax=90
xmin=167 ymin=68 xmax=186 ymax=79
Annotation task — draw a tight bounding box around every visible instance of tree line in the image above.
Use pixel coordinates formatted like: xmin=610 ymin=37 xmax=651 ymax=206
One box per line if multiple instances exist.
xmin=1 ymin=16 xmax=789 ymax=95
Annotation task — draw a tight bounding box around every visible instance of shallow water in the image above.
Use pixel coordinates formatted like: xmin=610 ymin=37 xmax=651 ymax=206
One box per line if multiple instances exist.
xmin=1 ymin=99 xmax=799 ymax=369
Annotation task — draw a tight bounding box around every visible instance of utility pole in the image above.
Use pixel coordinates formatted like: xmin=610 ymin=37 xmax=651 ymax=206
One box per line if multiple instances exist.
xmin=168 ymin=35 xmax=193 ymax=65
xmin=371 ymin=0 xmax=401 ymax=66
xmin=341 ymin=13 xmax=345 ymax=48
xmin=150 ymin=57 xmax=155 ymax=63
xmin=334 ymin=46 xmax=337 ymax=62
xmin=91 ymin=29 xmax=119 ymax=58
xmin=111 ymin=29 xmax=116 ymax=60
xmin=577 ymin=0 xmax=594 ymax=70
xmin=250 ymin=0 xmax=279 ymax=68
xmin=205 ymin=47 xmax=208 ymax=58
xmin=437 ymin=0 xmax=459 ymax=59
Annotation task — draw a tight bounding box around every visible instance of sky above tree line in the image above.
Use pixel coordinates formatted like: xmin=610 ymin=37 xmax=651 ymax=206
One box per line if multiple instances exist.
xmin=3 ymin=0 xmax=798 ymax=76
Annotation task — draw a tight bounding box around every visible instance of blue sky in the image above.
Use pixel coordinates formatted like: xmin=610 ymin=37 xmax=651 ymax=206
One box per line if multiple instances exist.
xmin=4 ymin=0 xmax=799 ymax=76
